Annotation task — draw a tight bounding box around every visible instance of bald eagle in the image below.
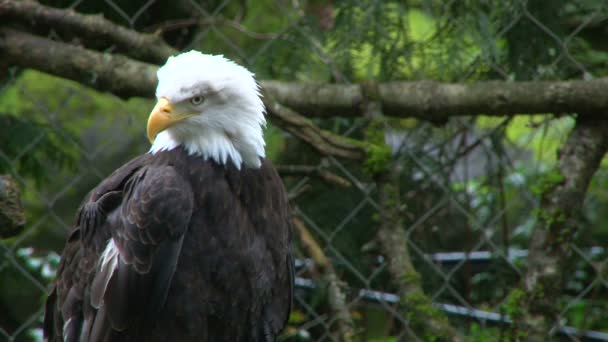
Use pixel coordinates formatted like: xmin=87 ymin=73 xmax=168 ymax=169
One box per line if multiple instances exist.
xmin=43 ymin=51 xmax=293 ymax=342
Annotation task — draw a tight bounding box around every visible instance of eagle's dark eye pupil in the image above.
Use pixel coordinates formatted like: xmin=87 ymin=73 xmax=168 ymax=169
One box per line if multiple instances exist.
xmin=190 ymin=96 xmax=204 ymax=105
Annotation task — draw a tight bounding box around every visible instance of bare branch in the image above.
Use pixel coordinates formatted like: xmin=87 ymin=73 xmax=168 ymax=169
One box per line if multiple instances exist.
xmin=0 ymin=0 xmax=177 ymax=64
xmin=293 ymin=216 xmax=355 ymax=342
xmin=262 ymin=79 xmax=608 ymax=120
xmin=0 ymin=175 xmax=25 ymax=239
xmin=276 ymin=165 xmax=351 ymax=188
xmin=0 ymin=28 xmax=158 ymax=98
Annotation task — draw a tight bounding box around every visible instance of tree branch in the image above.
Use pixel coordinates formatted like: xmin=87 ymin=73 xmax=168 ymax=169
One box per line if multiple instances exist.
xmin=292 ymin=216 xmax=355 ymax=341
xmin=276 ymin=165 xmax=351 ymax=188
xmin=363 ymin=97 xmax=460 ymax=340
xmin=0 ymin=11 xmax=608 ymax=122
xmin=0 ymin=0 xmax=178 ymax=64
xmin=263 ymin=79 xmax=608 ymax=119
xmin=0 ymin=28 xmax=158 ymax=98
xmin=509 ymin=117 xmax=608 ymax=339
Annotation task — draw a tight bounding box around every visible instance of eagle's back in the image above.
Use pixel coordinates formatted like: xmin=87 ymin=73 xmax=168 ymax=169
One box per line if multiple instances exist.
xmin=44 ymin=147 xmax=293 ymax=342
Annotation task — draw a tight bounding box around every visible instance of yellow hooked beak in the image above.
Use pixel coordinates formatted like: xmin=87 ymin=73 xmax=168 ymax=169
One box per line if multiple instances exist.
xmin=147 ymin=98 xmax=193 ymax=143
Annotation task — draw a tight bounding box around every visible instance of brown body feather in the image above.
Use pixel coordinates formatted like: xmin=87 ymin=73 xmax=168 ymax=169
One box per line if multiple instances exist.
xmin=44 ymin=147 xmax=293 ymax=341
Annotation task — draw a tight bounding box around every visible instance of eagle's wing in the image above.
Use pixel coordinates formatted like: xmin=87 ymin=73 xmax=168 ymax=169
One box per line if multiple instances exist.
xmin=44 ymin=163 xmax=193 ymax=342
xmin=253 ymin=161 xmax=294 ymax=340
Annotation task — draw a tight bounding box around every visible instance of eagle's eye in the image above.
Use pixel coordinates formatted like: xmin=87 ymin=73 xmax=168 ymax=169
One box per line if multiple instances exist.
xmin=190 ymin=96 xmax=204 ymax=106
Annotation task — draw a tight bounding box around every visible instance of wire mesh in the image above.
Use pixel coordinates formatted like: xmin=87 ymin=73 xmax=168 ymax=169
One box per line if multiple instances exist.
xmin=1 ymin=0 xmax=608 ymax=341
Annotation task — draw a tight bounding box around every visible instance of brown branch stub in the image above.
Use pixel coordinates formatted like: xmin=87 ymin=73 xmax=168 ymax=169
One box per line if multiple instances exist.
xmin=511 ymin=117 xmax=608 ymax=338
xmin=375 ymin=167 xmax=461 ymax=341
xmin=293 ymin=216 xmax=355 ymax=342
xmin=0 ymin=0 xmax=177 ymax=64
xmin=277 ymin=165 xmax=351 ymax=188
xmin=0 ymin=175 xmax=25 ymax=239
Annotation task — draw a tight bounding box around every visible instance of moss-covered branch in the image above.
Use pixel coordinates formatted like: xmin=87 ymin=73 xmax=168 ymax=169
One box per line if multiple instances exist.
xmin=508 ymin=117 xmax=608 ymax=340
xmin=363 ymin=99 xmax=459 ymax=340
xmin=375 ymin=167 xmax=462 ymax=341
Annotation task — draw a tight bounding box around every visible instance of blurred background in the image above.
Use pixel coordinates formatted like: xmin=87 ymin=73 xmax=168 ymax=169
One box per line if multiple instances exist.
xmin=2 ymin=0 xmax=608 ymax=341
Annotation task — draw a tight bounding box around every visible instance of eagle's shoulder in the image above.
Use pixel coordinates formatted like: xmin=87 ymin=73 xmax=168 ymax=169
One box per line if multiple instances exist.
xmin=89 ymin=153 xmax=151 ymax=202
xmin=75 ymin=153 xmax=150 ymax=250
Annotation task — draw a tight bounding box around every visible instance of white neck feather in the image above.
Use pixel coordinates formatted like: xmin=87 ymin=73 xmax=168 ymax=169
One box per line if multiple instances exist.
xmin=149 ymin=125 xmax=265 ymax=169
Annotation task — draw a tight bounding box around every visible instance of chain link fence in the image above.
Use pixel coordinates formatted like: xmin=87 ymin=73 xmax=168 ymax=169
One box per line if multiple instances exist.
xmin=1 ymin=0 xmax=608 ymax=341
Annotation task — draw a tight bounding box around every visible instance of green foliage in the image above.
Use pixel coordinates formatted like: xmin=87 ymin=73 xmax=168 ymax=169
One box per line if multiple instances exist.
xmin=467 ymin=323 xmax=508 ymax=342
xmin=369 ymin=337 xmax=397 ymax=342
xmin=562 ymin=297 xmax=608 ymax=332
xmin=264 ymin=123 xmax=287 ymax=162
xmin=0 ymin=114 xmax=78 ymax=184
xmin=502 ymin=288 xmax=526 ymax=319
xmin=531 ymin=169 xmax=565 ymax=196
xmin=363 ymin=144 xmax=391 ymax=176
xmin=362 ymin=119 xmax=391 ymax=176
xmin=478 ymin=115 xmax=574 ymax=164
xmin=330 ymin=1 xmax=489 ymax=82
xmin=529 ymin=169 xmax=569 ymax=231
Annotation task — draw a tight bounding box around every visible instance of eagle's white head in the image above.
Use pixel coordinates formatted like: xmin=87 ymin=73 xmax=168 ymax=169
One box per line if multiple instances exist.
xmin=147 ymin=51 xmax=266 ymax=169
